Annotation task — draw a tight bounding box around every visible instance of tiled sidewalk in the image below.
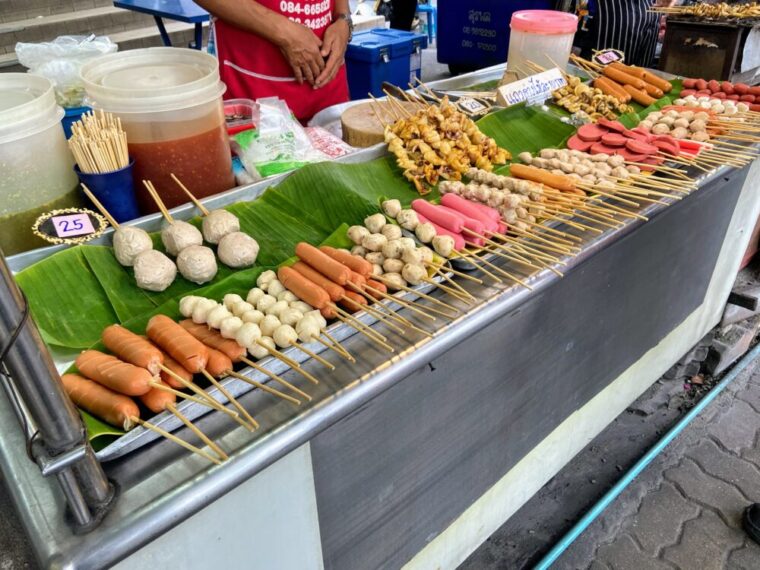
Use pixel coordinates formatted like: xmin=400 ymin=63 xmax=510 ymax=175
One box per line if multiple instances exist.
xmin=556 ymin=354 xmax=760 ymax=570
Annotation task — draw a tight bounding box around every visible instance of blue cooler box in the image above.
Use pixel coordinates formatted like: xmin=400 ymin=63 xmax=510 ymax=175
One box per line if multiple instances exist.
xmin=346 ymin=29 xmax=428 ymax=99
xmin=437 ymin=0 xmax=553 ymax=72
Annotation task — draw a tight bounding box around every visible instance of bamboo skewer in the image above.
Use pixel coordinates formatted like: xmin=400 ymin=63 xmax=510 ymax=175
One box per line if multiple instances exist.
xmin=130 ymin=416 xmax=222 ymax=465
xmin=374 ymin=276 xmax=461 ymax=315
xmin=166 ymin=403 xmax=228 ymax=461
xmin=200 ymin=369 xmax=258 ymax=430
xmin=68 ymin=110 xmax=129 ymax=174
xmin=289 ymin=342 xmax=336 ymax=370
xmin=253 ymin=341 xmax=321 ymax=385
xmin=80 ymin=184 xmax=120 ymax=228
xmin=142 ymin=180 xmax=175 ymax=223
xmin=171 ymin=173 xmax=210 ymax=215
xmin=321 ymin=330 xmax=356 ymax=358
xmin=239 ymin=356 xmax=313 ymax=400
xmin=226 ymin=370 xmax=302 ymax=406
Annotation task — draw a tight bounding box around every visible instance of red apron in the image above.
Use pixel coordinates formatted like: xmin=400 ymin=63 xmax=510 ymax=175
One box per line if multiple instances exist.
xmin=215 ymin=0 xmax=350 ymax=121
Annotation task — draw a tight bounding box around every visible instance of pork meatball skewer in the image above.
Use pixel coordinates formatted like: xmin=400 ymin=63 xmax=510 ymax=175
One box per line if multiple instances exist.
xmin=171 ymin=173 xmax=241 ymax=244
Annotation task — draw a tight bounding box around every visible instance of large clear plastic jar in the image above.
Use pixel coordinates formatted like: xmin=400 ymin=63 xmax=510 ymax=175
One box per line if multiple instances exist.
xmin=507 ymin=10 xmax=578 ymax=77
xmin=0 ymin=74 xmax=79 ymax=255
xmin=80 ymin=47 xmax=234 ymax=213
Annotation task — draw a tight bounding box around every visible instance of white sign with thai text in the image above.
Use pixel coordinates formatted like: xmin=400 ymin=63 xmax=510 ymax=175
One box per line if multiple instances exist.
xmin=496 ymin=68 xmax=567 ymax=107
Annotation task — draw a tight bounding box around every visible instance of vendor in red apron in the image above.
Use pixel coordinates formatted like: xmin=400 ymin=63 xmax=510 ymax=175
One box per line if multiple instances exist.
xmin=196 ymin=0 xmax=353 ymax=121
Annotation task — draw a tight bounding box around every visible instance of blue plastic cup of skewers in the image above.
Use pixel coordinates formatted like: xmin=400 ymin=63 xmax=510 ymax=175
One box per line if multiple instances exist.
xmin=75 ymin=159 xmax=139 ymax=223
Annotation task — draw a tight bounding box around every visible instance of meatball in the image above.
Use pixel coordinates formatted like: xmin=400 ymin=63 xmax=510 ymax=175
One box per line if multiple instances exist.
xmin=218 ymin=231 xmax=259 ymax=268
xmin=381 ymin=199 xmax=402 ymax=219
xmin=201 ymin=209 xmax=239 ymax=244
xmin=113 ymin=226 xmax=153 ymax=267
xmin=177 ymin=245 xmax=217 ymax=285
xmin=161 ymin=220 xmax=202 ymax=256
xmin=133 ymin=250 xmax=176 ymax=292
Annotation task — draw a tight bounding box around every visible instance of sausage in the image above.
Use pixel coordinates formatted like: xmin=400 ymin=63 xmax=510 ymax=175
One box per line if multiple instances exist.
xmin=179 ymin=320 xmax=246 ymax=362
xmin=75 ymin=350 xmax=153 ymax=396
xmin=641 ymin=82 xmax=664 ymax=99
xmin=146 ymin=315 xmax=209 ymax=374
xmin=641 ymin=70 xmax=672 ymax=93
xmin=295 ymin=242 xmax=351 ymax=285
xmin=278 ymin=266 xmax=331 ymax=309
xmin=594 ymin=77 xmax=631 ymax=103
xmin=441 ymin=194 xmax=500 ymax=232
xmin=416 ymin=213 xmax=466 ymax=251
xmin=102 ymin=325 xmax=164 ymax=375
xmin=365 ymin=279 xmax=387 ymax=300
xmin=292 ymin=261 xmax=345 ymax=302
xmin=319 ymin=246 xmax=373 ymax=279
xmin=62 ymin=373 xmax=140 ymax=430
xmin=412 ymin=199 xmax=464 ymax=233
xmin=347 ymin=269 xmax=367 ymax=289
xmin=205 ymin=347 xmax=233 ymax=378
xmin=622 ymin=84 xmax=656 ymax=106
xmin=509 ymin=163 xmax=576 ymax=192
xmin=438 ymin=205 xmax=486 ymax=237
xmin=139 ymin=381 xmax=176 ymax=414
xmin=159 ymin=352 xmax=193 ymax=389
xmin=340 ymin=290 xmax=367 ymax=313
xmin=603 ymin=66 xmax=647 ymax=90
xmin=682 ymin=78 xmax=697 ymax=89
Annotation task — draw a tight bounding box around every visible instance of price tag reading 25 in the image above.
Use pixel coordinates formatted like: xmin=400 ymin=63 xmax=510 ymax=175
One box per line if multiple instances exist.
xmin=52 ymin=213 xmax=95 ymax=238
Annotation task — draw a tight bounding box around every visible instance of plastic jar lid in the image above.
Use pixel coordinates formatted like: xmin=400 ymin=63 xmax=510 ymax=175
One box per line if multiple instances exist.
xmin=510 ymin=10 xmax=578 ymax=35
xmin=80 ymin=47 xmax=223 ymax=113
xmin=0 ymin=74 xmax=63 ymax=144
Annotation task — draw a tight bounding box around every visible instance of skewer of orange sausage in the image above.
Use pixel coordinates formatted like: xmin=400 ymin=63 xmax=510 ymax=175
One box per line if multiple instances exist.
xmin=509 ymin=163 xmax=577 ymax=192
xmin=603 ymin=66 xmax=647 ymax=90
xmin=75 ymin=350 xmax=153 ymax=396
xmin=61 ymin=373 xmax=140 ymax=430
xmin=147 ymin=315 xmax=209 ymax=373
xmin=292 ymin=261 xmax=344 ymax=302
xmin=594 ymin=77 xmax=631 ymax=103
xmin=179 ymin=320 xmax=246 ymax=362
xmin=139 ymin=380 xmax=176 ymax=414
xmin=319 ymin=246 xmax=373 ymax=279
xmin=622 ymin=84 xmax=656 ymax=106
xmin=295 ymin=242 xmax=351 ymax=285
xmin=102 ymin=325 xmax=164 ymax=375
xmin=608 ymin=62 xmax=671 ymax=93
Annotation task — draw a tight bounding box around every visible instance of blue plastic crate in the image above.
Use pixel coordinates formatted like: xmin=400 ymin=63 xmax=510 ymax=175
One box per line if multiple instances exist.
xmin=437 ymin=0 xmax=553 ymax=71
xmin=346 ymin=28 xmax=428 ymax=100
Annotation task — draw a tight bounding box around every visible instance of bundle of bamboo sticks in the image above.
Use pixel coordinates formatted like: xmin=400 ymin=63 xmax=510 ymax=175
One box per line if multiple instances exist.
xmin=68 ymin=110 xmax=129 ymax=174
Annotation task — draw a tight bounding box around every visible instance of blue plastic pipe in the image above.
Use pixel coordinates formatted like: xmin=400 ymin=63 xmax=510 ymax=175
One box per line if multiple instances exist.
xmin=534 ymin=341 xmax=760 ymax=569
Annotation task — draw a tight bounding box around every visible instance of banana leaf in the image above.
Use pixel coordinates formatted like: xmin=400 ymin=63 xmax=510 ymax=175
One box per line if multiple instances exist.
xmin=15 ymin=247 xmax=118 ymax=349
xmin=477 ymin=103 xmax=577 ymax=156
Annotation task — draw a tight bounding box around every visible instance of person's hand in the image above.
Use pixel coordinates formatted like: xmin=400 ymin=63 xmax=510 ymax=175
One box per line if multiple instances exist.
xmin=314 ymin=19 xmax=350 ymax=89
xmin=280 ymin=22 xmax=325 ymax=85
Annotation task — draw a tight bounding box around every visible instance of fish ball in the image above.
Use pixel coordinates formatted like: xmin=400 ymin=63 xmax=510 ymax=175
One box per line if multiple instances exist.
xmin=381 ymin=224 xmax=403 ymax=241
xmin=432 ymin=235 xmax=455 ymax=258
xmin=257 ymin=294 xmax=277 ymax=313
xmin=241 ymin=309 xmax=265 ymax=324
xmin=218 ymin=232 xmax=259 ymax=268
xmin=161 ymin=220 xmax=202 ymax=256
xmin=267 ymin=280 xmax=286 ymax=298
xmin=257 ymin=270 xmax=277 ymax=290
xmin=402 ymin=247 xmax=423 ymax=265
xmin=364 ymin=213 xmax=387 ymax=234
xmin=670 ymin=127 xmax=689 ymax=139
xmin=266 ymin=300 xmax=290 ymax=317
xmin=201 ymin=209 xmax=239 ymax=244
xmin=347 ymin=225 xmax=370 ymax=245
xmin=305 ymin=310 xmax=327 ymax=329
xmin=415 ymin=222 xmax=437 ymax=244
xmin=382 ymin=272 xmax=406 ymax=291
xmin=371 ymin=263 xmax=383 ymax=277
xmin=249 ymin=336 xmax=275 ymax=359
xmin=689 ymin=119 xmax=707 ymax=132
xmin=362 ymin=233 xmax=387 ymax=252
xmin=273 ymin=325 xmax=298 ymax=349
xmin=113 ymin=226 xmax=153 ymax=266
xmin=246 ymin=288 xmax=266 ymax=306
xmin=235 ymin=323 xmax=261 ymax=349
xmin=401 ymin=263 xmax=427 ymax=285
xmin=179 ymin=296 xmax=202 ymax=318
xmin=277 ymin=291 xmax=298 ymax=303
xmin=279 ymin=308 xmax=304 ymax=327
xmin=365 ymin=252 xmax=385 ymax=265
xmin=133 ymin=250 xmax=177 ymax=292
xmin=673 ymin=118 xmax=690 ymax=129
xmin=207 ymin=305 xmax=232 ymax=329
xmin=737 ymin=102 xmax=750 ymax=113
xmin=260 ymin=314 xmax=281 ymax=337
xmin=295 ymin=318 xmax=321 ymax=343
xmin=518 ymin=151 xmax=533 ymax=164
xmin=191 ymin=298 xmax=217 ymax=324
xmin=651 ymin=123 xmax=671 ymax=135
xmin=539 ymin=148 xmax=557 ymax=159
xmin=382 ymin=199 xmax=402 ymax=219
xmin=351 ymin=245 xmax=367 ymax=257
xmin=223 ymin=294 xmax=244 ymax=310
xmin=220 ymin=316 xmax=243 ymax=339
xmin=291 ymin=301 xmax=313 ymax=314
xmin=591 ymin=153 xmax=610 ymax=162
xmin=383 ymin=257 xmax=404 ymax=273
xmin=691 ymin=131 xmax=710 ymax=142
xmin=396 ymin=209 xmax=419 ymax=231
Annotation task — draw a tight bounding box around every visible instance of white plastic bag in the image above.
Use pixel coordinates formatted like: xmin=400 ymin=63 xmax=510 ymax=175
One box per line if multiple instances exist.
xmin=15 ymin=35 xmax=117 ymax=108
xmin=235 ymin=97 xmax=328 ymax=177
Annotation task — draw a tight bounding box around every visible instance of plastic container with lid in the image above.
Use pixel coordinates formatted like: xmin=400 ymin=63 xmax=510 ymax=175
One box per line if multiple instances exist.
xmin=80 ymin=47 xmax=235 ymax=213
xmin=0 ymin=74 xmax=80 ymax=255
xmin=507 ymin=10 xmax=578 ymax=76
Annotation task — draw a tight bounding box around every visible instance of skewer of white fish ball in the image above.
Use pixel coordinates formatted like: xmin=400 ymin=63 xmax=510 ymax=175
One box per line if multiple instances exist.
xmin=348 ymin=225 xmax=370 ymax=245
xmin=382 ymin=199 xmax=402 ymax=219
xmin=396 ymin=209 xmax=419 ymax=231
xmin=381 ymin=224 xmax=402 ymax=241
xmin=364 ymin=213 xmax=386 ymax=234
xmin=362 ymin=233 xmax=387 ymax=252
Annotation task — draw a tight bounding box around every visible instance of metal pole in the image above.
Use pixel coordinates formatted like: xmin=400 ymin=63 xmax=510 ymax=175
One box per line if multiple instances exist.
xmin=0 ymin=251 xmax=113 ymax=530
